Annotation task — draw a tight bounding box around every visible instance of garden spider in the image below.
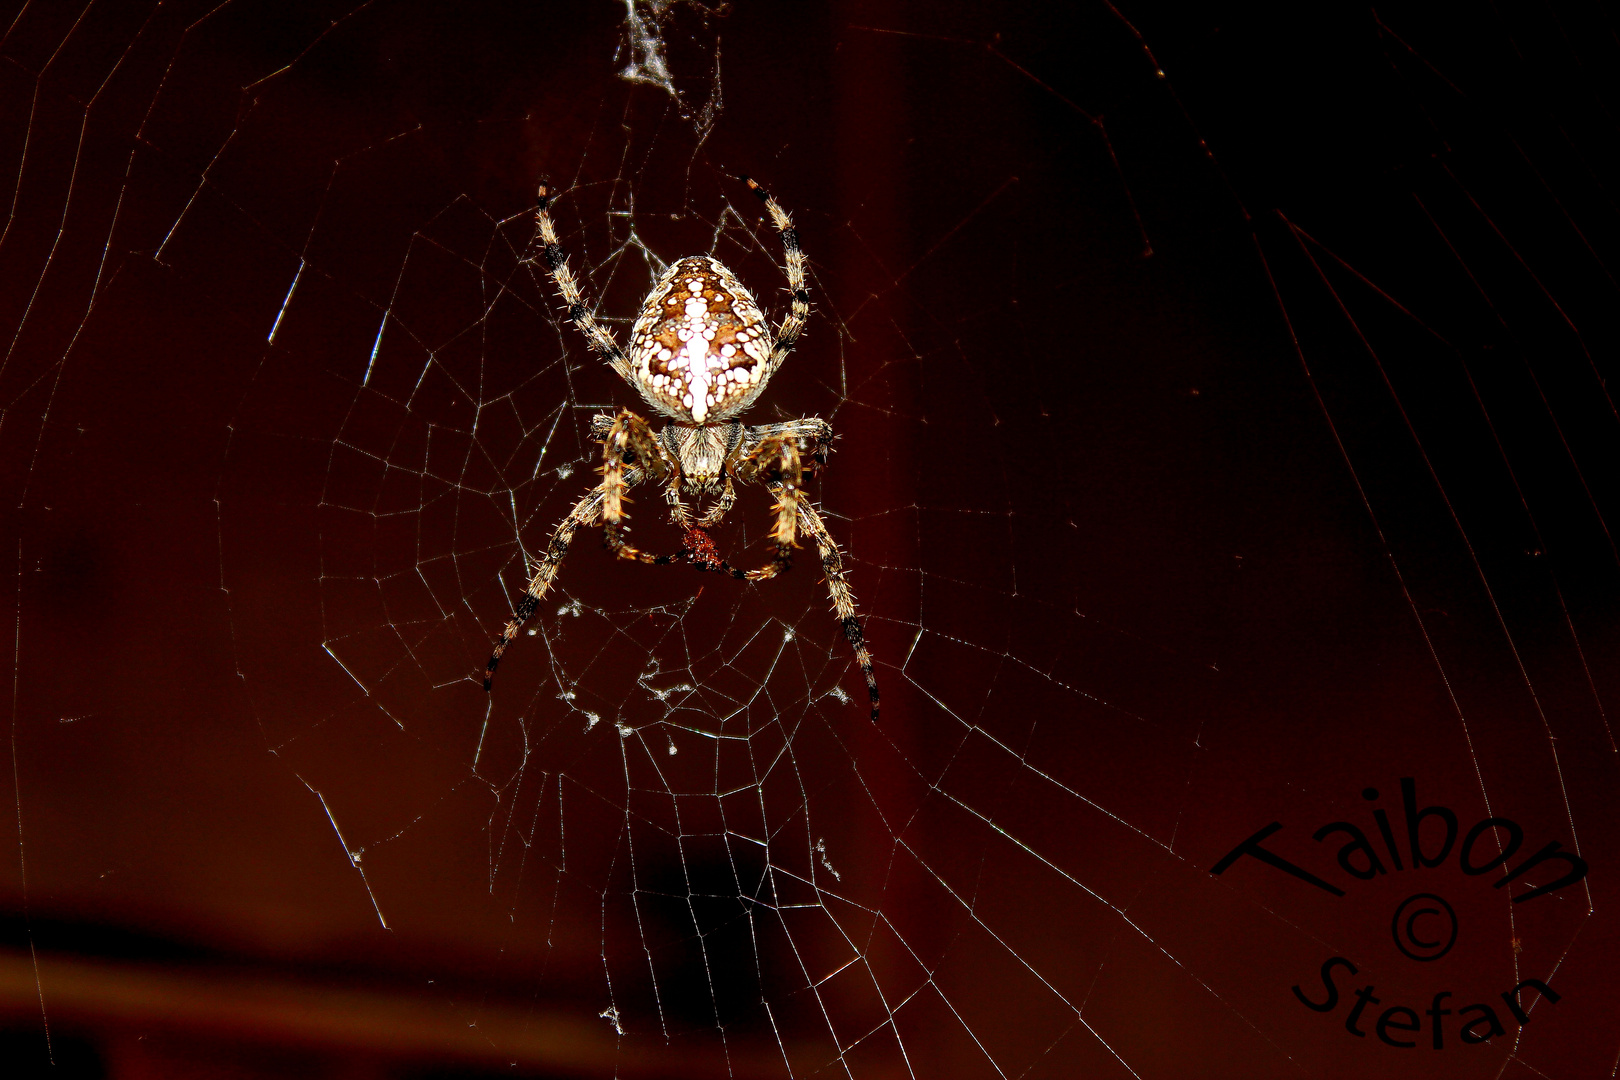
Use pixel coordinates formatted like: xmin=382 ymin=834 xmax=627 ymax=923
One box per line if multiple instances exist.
xmin=483 ymin=178 xmax=879 ymax=721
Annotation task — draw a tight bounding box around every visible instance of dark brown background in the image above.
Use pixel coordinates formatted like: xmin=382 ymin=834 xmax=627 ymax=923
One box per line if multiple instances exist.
xmin=2 ymin=1 xmax=1617 ymax=1077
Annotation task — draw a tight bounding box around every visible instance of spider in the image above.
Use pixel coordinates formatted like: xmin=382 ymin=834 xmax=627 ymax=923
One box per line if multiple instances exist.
xmin=483 ymin=177 xmax=879 ymax=721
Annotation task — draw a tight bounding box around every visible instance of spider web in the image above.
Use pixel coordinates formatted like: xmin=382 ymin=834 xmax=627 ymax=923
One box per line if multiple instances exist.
xmin=3 ymin=2 xmax=1619 ymax=1078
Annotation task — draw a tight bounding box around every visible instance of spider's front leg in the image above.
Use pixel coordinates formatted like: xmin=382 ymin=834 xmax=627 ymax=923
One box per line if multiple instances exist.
xmin=733 ymin=433 xmax=807 ymax=578
xmin=730 ymin=419 xmax=833 ymax=577
xmin=797 ymin=499 xmax=880 ymax=722
xmin=484 ymin=470 xmax=642 ymax=690
xmin=601 ymin=408 xmax=678 ymax=565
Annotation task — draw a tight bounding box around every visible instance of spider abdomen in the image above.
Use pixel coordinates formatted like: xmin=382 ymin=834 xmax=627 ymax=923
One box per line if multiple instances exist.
xmin=629 ymin=256 xmax=773 ymax=424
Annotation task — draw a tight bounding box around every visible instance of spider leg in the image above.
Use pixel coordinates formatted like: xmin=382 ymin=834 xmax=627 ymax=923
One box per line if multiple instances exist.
xmin=595 ymin=411 xmax=727 ymax=568
xmin=643 ymin=445 xmax=801 ymax=585
xmin=601 ymin=408 xmax=682 ymax=566
xmin=796 ymin=499 xmax=880 ymax=722
xmin=664 ymin=479 xmax=696 ymax=530
xmin=743 ymin=177 xmax=809 ymax=378
xmin=744 ymin=418 xmax=833 ymax=480
xmin=593 ymin=412 xmax=682 ymax=531
xmin=763 ymin=443 xmax=804 ymax=552
xmin=744 ymin=418 xmax=834 ymax=444
xmin=729 ymin=433 xmax=807 ymax=579
xmin=532 ymin=185 xmax=634 ymax=384
xmin=484 ymin=470 xmax=642 ymax=690
xmin=705 ymin=420 xmax=834 ymax=580
xmin=695 ymin=473 xmax=736 ymax=528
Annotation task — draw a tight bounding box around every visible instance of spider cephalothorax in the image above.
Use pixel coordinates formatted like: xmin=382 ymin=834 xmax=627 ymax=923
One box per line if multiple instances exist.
xmin=483 ymin=178 xmax=879 ymax=721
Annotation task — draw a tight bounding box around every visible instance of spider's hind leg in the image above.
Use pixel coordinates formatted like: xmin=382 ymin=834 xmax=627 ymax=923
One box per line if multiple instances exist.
xmin=742 ymin=177 xmax=809 ymax=376
xmin=532 ymin=186 xmax=633 ymax=384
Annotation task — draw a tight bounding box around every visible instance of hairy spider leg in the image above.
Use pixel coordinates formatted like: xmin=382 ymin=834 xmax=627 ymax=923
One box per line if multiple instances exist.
xmin=601 ymin=408 xmax=684 ymax=567
xmin=734 ymin=433 xmax=806 ymax=569
xmin=797 ymin=499 xmax=880 ymax=722
xmin=745 ymin=417 xmax=835 ymax=457
xmin=743 ymin=177 xmax=809 ymax=375
xmin=590 ymin=410 xmax=711 ymax=560
xmin=702 ymin=418 xmax=837 ymax=583
xmin=484 ymin=471 xmax=641 ymax=690
xmin=532 ymin=185 xmax=633 ymax=383
xmin=694 ymin=474 xmax=737 ymax=528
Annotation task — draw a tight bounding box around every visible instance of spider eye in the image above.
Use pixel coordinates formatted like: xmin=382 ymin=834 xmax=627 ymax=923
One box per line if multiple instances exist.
xmin=621 ymin=450 xmax=637 ymax=464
